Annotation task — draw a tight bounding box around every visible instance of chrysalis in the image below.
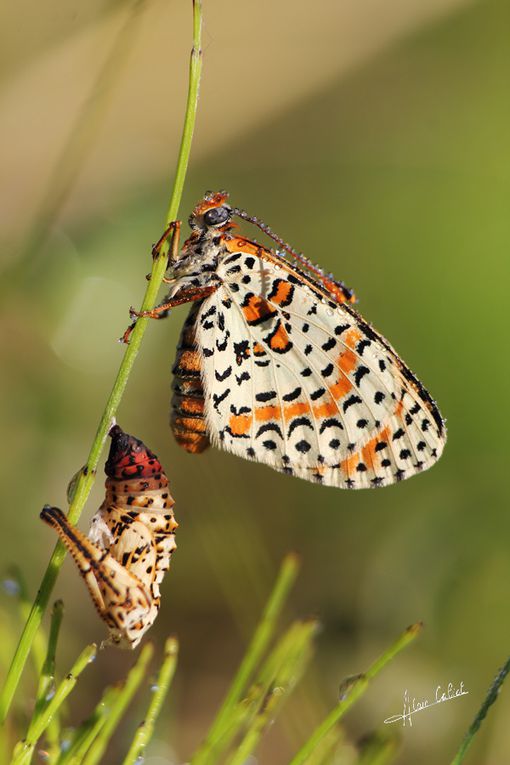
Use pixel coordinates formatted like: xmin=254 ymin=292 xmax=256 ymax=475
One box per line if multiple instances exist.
xmin=41 ymin=425 xmax=178 ymax=649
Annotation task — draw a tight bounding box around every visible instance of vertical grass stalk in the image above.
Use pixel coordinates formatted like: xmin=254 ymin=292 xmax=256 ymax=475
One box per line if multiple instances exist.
xmin=191 ymin=553 xmax=300 ymax=764
xmin=10 ymin=643 xmax=97 ymax=765
xmin=0 ymin=0 xmax=203 ymax=724
xmin=82 ymin=643 xmax=154 ymax=765
xmin=450 ymin=655 xmax=510 ymax=765
xmin=122 ymin=637 xmax=179 ymax=765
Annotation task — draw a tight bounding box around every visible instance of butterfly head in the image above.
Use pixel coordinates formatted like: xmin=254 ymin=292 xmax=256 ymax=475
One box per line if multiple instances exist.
xmin=189 ymin=191 xmax=233 ymax=231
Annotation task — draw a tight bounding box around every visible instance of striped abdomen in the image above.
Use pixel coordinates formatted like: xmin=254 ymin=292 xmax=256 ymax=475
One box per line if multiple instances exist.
xmin=170 ymin=302 xmax=210 ymax=454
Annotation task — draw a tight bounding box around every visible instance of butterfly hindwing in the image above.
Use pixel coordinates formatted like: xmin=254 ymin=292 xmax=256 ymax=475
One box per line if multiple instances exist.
xmin=192 ymin=246 xmax=445 ymax=488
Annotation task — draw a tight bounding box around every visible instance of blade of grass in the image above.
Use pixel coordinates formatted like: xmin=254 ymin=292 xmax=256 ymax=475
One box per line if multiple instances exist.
xmin=33 ymin=600 xmax=65 ymax=761
xmin=0 ymin=0 xmax=203 ymax=723
xmin=297 ymin=728 xmax=343 ymax=765
xmin=5 ymin=568 xmax=47 ymax=678
xmin=122 ymin=637 xmax=178 ymax=765
xmin=224 ymin=620 xmax=317 ymax=765
xmin=202 ymin=620 xmax=317 ymax=764
xmin=190 ymin=553 xmax=300 ymax=765
xmin=288 ymin=622 xmax=423 ymax=765
xmin=82 ymin=642 xmax=154 ymax=765
xmin=10 ymin=643 xmax=96 ymax=765
xmin=55 ymin=686 xmax=121 ymax=765
xmin=450 ymin=656 xmax=510 ymax=765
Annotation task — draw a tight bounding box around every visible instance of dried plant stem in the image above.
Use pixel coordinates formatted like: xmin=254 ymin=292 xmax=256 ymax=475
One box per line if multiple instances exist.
xmin=0 ymin=0 xmax=203 ymax=724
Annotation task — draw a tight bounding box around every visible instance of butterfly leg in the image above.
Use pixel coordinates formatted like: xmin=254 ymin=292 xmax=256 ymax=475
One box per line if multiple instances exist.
xmin=130 ymin=284 xmax=218 ymax=320
xmin=121 ymin=220 xmax=183 ymax=344
xmin=152 ymin=219 xmax=181 ymax=261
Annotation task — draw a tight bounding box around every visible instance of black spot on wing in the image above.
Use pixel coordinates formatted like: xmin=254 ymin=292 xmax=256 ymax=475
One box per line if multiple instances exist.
xmin=354 ymin=366 xmax=370 ymax=386
xmin=343 ymin=394 xmax=362 ymax=412
xmin=322 ymin=337 xmax=336 ymax=351
xmin=213 ymin=388 xmax=230 ymax=412
xmin=215 ymin=366 xmax=232 ymax=382
xmin=319 ymin=418 xmax=344 ymax=434
xmin=256 ymin=422 xmax=284 ymax=439
xmin=282 ymin=387 xmax=302 ymax=402
xmin=255 ymin=390 xmax=277 ymax=402
xmin=288 ymin=417 xmax=314 ymax=437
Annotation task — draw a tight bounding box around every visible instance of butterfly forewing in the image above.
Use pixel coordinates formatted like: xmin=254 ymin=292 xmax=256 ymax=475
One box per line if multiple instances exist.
xmin=190 ymin=242 xmax=445 ymax=488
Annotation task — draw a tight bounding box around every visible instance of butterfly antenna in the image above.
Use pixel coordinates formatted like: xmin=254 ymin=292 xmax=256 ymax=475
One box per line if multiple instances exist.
xmin=231 ymin=207 xmax=356 ymax=304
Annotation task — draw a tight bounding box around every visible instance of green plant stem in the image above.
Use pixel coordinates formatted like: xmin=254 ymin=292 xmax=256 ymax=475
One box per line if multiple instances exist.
xmin=205 ymin=620 xmax=317 ymax=764
xmin=34 ymin=600 xmax=64 ymax=760
xmin=288 ymin=622 xmax=423 ymax=765
xmin=7 ymin=567 xmax=47 ymax=678
xmin=0 ymin=0 xmax=203 ymax=724
xmin=82 ymin=642 xmax=154 ymax=765
xmin=450 ymin=656 xmax=510 ymax=765
xmin=55 ymin=686 xmax=120 ymax=765
xmin=191 ymin=553 xmax=300 ymax=765
xmin=225 ymin=620 xmax=317 ymax=765
xmin=10 ymin=643 xmax=96 ymax=765
xmin=122 ymin=637 xmax=178 ymax=765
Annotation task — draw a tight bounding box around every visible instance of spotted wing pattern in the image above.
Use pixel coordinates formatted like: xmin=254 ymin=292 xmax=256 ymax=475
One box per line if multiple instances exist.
xmin=191 ymin=241 xmax=445 ymax=488
xmin=41 ymin=425 xmax=177 ymax=649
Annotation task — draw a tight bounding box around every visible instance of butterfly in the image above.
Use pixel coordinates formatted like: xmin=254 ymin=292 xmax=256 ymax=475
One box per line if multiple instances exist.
xmin=41 ymin=425 xmax=177 ymax=648
xmin=132 ymin=191 xmax=446 ymax=489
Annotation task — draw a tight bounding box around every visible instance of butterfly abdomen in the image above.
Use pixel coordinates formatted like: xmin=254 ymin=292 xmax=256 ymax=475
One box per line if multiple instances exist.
xmin=170 ymin=302 xmax=210 ymax=454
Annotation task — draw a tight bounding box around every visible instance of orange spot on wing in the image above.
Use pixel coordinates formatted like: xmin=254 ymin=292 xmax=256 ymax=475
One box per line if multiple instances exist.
xmin=255 ymin=405 xmax=281 ymax=422
xmin=242 ymin=295 xmax=277 ymax=325
xmin=340 ymin=451 xmax=359 ymax=476
xmin=339 ymin=349 xmax=357 ymax=375
xmin=270 ymin=281 xmax=293 ymax=305
xmin=284 ymin=402 xmax=310 ymax=421
xmin=394 ymin=399 xmax=404 ymax=418
xmin=313 ymin=399 xmax=338 ymax=419
xmin=344 ymin=328 xmax=363 ymax=350
xmin=361 ymin=426 xmax=391 ymax=471
xmin=340 ymin=426 xmax=391 ymax=476
xmin=253 ymin=342 xmax=266 ymax=356
xmin=329 ymin=328 xmax=363 ymax=400
xmin=229 ymin=414 xmax=253 ymax=436
xmin=268 ymin=322 xmax=291 ymax=352
xmin=329 ymin=377 xmax=352 ymax=400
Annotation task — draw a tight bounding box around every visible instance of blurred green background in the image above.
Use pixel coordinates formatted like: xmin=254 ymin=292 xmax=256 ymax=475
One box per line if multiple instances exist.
xmin=1 ymin=0 xmax=510 ymax=762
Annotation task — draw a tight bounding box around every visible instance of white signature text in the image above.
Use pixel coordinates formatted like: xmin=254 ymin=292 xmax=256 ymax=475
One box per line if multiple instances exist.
xmin=384 ymin=682 xmax=469 ymax=727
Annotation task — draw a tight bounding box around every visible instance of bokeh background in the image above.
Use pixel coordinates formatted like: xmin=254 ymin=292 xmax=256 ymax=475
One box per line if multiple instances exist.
xmin=1 ymin=0 xmax=509 ymax=762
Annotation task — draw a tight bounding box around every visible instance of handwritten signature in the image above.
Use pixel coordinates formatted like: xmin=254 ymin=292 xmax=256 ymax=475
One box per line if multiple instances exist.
xmin=384 ymin=682 xmax=469 ymax=727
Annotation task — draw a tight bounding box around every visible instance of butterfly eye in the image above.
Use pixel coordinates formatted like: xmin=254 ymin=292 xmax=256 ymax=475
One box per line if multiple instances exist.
xmin=203 ymin=206 xmax=231 ymax=227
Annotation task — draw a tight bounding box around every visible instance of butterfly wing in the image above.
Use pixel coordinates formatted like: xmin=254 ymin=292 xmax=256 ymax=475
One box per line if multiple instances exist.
xmin=189 ymin=241 xmax=445 ymax=489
